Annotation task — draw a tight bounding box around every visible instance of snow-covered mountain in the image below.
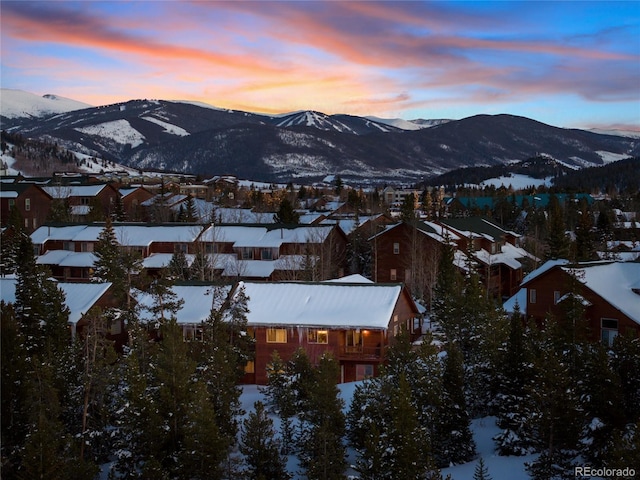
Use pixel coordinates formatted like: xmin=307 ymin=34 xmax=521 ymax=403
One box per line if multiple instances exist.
xmin=366 ymin=116 xmax=451 ymax=131
xmin=271 ymin=110 xmax=401 ymax=134
xmin=0 ymin=88 xmax=92 ymax=120
xmin=3 ymin=91 xmax=638 ymax=183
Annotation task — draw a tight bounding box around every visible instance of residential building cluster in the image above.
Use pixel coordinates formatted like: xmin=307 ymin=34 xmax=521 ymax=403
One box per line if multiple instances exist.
xmin=2 ymin=174 xmax=638 ymax=384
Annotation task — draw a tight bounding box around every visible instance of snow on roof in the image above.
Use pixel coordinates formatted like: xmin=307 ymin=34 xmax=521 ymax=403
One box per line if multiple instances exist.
xmin=239 ymin=281 xmax=403 ymax=329
xmin=32 ymin=224 xmax=204 ymax=247
xmin=325 ymin=274 xmax=374 ymax=284
xmin=474 ymin=243 xmax=537 ymax=270
xmin=522 ymin=259 xmax=570 ymax=284
xmin=59 ymin=282 xmax=112 ymax=325
xmin=42 ymin=184 xmax=107 ymax=198
xmin=36 ymin=250 xmax=97 ymax=267
xmin=563 ymin=262 xmax=640 ymax=324
xmin=135 ymin=285 xmax=223 ymax=325
xmin=0 ymin=191 xmax=18 ymax=198
xmin=142 ymin=253 xmax=195 ymax=269
xmin=31 ymin=225 xmax=89 ymax=244
xmin=0 ymin=276 xmax=111 ymax=325
xmin=503 ymin=288 xmax=527 ymax=315
xmin=201 ymin=225 xmax=333 ymax=248
xmin=214 ymin=208 xmax=276 ymax=224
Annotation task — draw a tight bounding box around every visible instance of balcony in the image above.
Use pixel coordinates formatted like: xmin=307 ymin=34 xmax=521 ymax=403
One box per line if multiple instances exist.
xmin=337 ymin=344 xmax=386 ymax=361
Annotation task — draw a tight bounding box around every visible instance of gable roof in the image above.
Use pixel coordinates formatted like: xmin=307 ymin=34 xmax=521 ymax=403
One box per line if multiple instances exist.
xmin=41 ymin=184 xmax=110 ymax=198
xmin=562 ymin=262 xmax=640 ymax=324
xmin=238 ymin=281 xmax=409 ymax=329
xmin=0 ymin=276 xmax=111 ymax=325
xmin=440 ymin=216 xmax=518 ymax=242
xmin=31 ymin=224 xmax=204 ymax=247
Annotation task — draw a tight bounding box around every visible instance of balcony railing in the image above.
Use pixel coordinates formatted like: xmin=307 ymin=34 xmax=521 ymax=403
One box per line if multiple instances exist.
xmin=337 ymin=345 xmax=385 ymax=360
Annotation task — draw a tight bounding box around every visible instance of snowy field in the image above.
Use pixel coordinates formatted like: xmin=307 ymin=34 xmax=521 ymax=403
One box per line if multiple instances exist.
xmin=480 ymin=174 xmax=552 ymax=190
xmin=239 ymin=382 xmax=539 ymax=480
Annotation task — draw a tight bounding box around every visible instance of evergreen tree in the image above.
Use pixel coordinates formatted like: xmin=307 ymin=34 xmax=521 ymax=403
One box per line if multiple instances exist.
xmin=472 ymin=458 xmax=492 ymax=480
xmin=433 ymin=342 xmax=476 ymax=467
xmin=112 ymin=193 xmax=126 ymax=221
xmin=20 ymin=360 xmax=98 ymax=480
xmin=297 ymin=353 xmax=347 ymax=480
xmin=400 ymin=193 xmax=417 ymax=224
xmin=93 ymin=217 xmax=128 ymax=304
xmin=493 ymin=303 xmax=537 ymax=455
xmin=168 ymin=249 xmax=190 ymax=280
xmin=240 ymin=401 xmax=289 ymax=480
xmin=573 ymin=198 xmax=596 ymax=261
xmin=526 ymin=342 xmax=580 ymax=480
xmin=545 ymin=195 xmax=570 ymax=260
xmin=273 ymin=197 xmax=300 ymax=224
xmin=578 ymin=343 xmax=625 ymax=465
xmin=264 ymin=350 xmax=297 ymax=453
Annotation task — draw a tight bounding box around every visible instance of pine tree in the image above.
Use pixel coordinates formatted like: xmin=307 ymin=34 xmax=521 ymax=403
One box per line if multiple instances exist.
xmin=433 ymin=342 xmax=476 ymax=467
xmin=494 ymin=303 xmax=536 ymax=455
xmin=545 ymin=195 xmax=570 ymax=260
xmin=473 ymin=458 xmax=492 ymax=480
xmin=526 ymin=343 xmax=580 ymax=480
xmin=297 ymin=353 xmax=347 ymax=480
xmin=273 ymin=197 xmax=300 ymax=224
xmin=93 ymin=217 xmax=128 ymax=304
xmin=573 ymin=198 xmax=596 ymax=261
xmin=168 ymin=249 xmax=190 ymax=280
xmin=264 ymin=350 xmax=297 ymax=453
xmin=240 ymin=401 xmax=289 ymax=480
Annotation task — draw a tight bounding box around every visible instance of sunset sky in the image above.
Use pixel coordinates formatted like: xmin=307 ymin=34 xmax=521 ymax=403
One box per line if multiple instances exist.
xmin=1 ymin=1 xmax=639 ymax=130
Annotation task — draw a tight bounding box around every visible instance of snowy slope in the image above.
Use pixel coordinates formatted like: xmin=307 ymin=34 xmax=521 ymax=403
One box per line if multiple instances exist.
xmin=0 ymin=88 xmax=92 ymax=119
xmin=366 ymin=116 xmax=451 ymax=131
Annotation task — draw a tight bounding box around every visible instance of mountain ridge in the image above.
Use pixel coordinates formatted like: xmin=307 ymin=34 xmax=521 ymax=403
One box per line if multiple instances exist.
xmin=2 ymin=89 xmax=638 ymax=183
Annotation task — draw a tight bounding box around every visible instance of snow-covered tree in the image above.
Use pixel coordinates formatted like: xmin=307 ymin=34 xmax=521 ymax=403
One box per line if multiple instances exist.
xmin=240 ymin=401 xmax=289 ymax=480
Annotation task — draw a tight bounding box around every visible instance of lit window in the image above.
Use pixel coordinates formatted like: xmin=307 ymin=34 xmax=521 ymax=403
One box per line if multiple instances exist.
xmin=601 ymin=318 xmax=618 ymax=347
xmin=529 ymin=289 xmax=537 ymax=304
xmin=244 ymin=360 xmax=255 ymax=374
xmin=390 ymin=269 xmax=397 ymax=281
xmin=308 ymin=329 xmax=328 ymax=344
xmin=267 ymin=328 xmax=287 ymax=343
xmin=393 ymin=242 xmax=400 ymax=254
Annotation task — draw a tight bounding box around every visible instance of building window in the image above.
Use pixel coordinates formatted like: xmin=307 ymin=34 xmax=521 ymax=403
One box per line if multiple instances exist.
xmin=261 ymin=248 xmax=273 ymax=260
xmin=81 ymin=243 xmax=94 ymax=253
xmin=244 ymin=360 xmax=255 ymax=374
xmin=25 ymin=198 xmax=31 ymax=211
xmin=346 ymin=329 xmax=362 ymax=352
xmin=529 ymin=289 xmax=537 ymax=304
xmin=390 ymin=269 xmax=397 ymax=281
xmin=241 ymin=248 xmax=254 ymax=260
xmin=183 ymin=325 xmax=203 ymax=341
xmin=601 ymin=318 xmax=618 ymax=347
xmin=308 ymin=329 xmax=328 ymax=344
xmin=174 ymin=243 xmax=187 ymax=253
xmin=266 ymin=328 xmax=287 ymax=343
xmin=393 ymin=242 xmax=400 ymax=254
xmin=110 ymin=319 xmax=122 ymax=336
xmin=8 ymin=199 xmax=15 ymax=208
xmin=356 ymin=364 xmax=374 ymax=381
xmin=64 ymin=241 xmax=75 ymax=251
xmin=554 ymin=291 xmax=561 ymax=304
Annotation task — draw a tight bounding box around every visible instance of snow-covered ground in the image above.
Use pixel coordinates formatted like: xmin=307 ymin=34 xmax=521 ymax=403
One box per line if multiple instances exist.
xmin=480 ymin=174 xmax=552 ymax=189
xmin=239 ymin=382 xmax=538 ymax=480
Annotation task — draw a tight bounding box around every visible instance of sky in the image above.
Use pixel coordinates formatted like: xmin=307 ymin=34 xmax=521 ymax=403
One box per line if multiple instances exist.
xmin=1 ymin=1 xmax=639 ymax=130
